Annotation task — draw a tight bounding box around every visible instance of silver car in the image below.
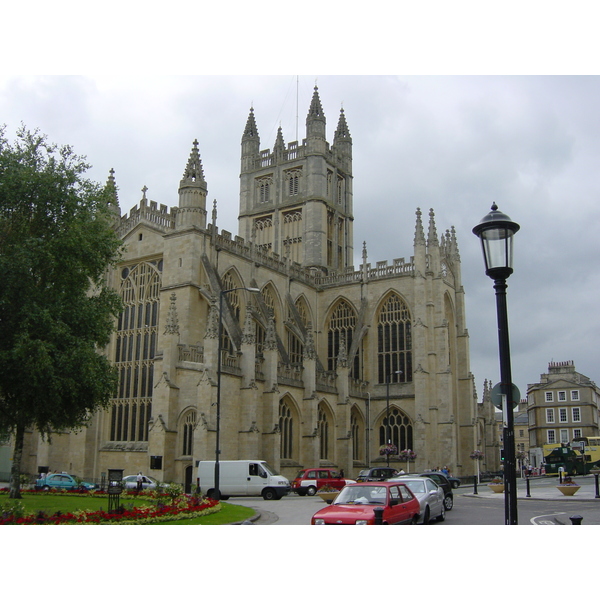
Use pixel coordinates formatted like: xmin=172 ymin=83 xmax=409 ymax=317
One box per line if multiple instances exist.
xmin=390 ymin=476 xmax=445 ymax=524
xmin=122 ymin=474 xmax=160 ymax=490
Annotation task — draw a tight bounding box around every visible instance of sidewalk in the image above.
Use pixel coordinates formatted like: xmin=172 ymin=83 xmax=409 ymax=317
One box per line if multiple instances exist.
xmin=461 ymin=476 xmax=600 ymax=502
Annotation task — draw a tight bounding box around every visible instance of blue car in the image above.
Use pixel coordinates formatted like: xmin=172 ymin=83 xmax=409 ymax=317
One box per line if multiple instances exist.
xmin=35 ymin=473 xmax=95 ymax=491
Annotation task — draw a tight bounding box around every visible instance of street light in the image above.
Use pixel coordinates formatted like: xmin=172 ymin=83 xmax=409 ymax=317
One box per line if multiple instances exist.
xmin=473 ymin=203 xmax=520 ymax=525
xmin=385 ymin=370 xmax=403 ymax=468
xmin=213 ymin=286 xmax=260 ymax=500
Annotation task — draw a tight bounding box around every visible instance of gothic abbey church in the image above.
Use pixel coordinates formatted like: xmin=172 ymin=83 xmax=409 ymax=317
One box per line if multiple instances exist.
xmin=24 ymin=86 xmax=480 ymax=489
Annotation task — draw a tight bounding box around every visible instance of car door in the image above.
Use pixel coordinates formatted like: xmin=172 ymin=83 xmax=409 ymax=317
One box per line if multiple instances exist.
xmin=425 ymin=478 xmax=443 ymax=515
xmin=387 ymin=485 xmax=414 ymax=524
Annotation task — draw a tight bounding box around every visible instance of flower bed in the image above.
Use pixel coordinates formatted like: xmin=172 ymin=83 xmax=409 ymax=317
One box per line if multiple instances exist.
xmin=0 ymin=489 xmax=220 ymax=525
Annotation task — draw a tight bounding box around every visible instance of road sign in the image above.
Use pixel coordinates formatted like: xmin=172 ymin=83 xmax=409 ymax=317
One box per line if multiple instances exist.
xmin=490 ymin=383 xmax=520 ymax=410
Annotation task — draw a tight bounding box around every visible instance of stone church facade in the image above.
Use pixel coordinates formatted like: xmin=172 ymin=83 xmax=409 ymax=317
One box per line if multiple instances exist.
xmin=22 ymin=87 xmax=483 ymax=489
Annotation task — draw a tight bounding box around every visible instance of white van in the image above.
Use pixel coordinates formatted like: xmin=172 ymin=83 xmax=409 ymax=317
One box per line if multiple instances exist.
xmin=197 ymin=460 xmax=291 ymax=500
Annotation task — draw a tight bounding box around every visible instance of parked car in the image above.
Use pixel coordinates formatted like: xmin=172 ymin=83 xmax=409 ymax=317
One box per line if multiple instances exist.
xmin=417 ymin=472 xmax=454 ymax=510
xmin=122 ymin=474 xmax=160 ymax=490
xmin=292 ymin=468 xmax=355 ymax=496
xmin=356 ymin=467 xmax=399 ymax=482
xmin=391 ymin=476 xmax=445 ymax=524
xmin=447 ymin=475 xmax=461 ymax=488
xmin=311 ymin=481 xmax=420 ymax=525
xmin=35 ymin=472 xmax=95 ymax=491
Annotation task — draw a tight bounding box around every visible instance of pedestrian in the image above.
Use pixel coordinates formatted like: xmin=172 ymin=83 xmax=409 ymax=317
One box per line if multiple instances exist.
xmin=136 ymin=472 xmax=143 ymax=492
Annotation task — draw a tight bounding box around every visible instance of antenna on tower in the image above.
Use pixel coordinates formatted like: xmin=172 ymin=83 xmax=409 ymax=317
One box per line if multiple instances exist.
xmin=295 ymin=75 xmax=299 ymax=142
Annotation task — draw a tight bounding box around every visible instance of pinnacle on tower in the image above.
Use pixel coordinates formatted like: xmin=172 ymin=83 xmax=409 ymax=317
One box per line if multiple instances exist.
xmin=334 ymin=108 xmax=351 ymax=143
xmin=104 ymin=168 xmax=120 ymax=207
xmin=307 ymin=85 xmax=324 ymax=119
xmin=242 ymin=106 xmax=259 ymax=140
xmin=414 ymin=207 xmax=426 ymax=246
xmin=181 ymin=139 xmax=206 ymax=186
xmin=427 ymin=208 xmax=439 ymax=247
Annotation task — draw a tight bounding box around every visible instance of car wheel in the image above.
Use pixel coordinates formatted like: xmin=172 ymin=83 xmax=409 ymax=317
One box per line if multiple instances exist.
xmin=411 ymin=515 xmax=419 ymax=525
xmin=422 ymin=506 xmax=430 ymax=525
xmin=297 ymin=489 xmax=307 ymax=497
xmin=306 ymin=486 xmax=317 ymax=496
xmin=43 ymin=486 xmax=50 ymax=491
xmin=262 ymin=488 xmax=277 ymax=500
xmin=444 ymin=494 xmax=454 ymax=511
xmin=451 ymin=481 xmax=459 ymax=489
xmin=437 ymin=505 xmax=446 ymax=522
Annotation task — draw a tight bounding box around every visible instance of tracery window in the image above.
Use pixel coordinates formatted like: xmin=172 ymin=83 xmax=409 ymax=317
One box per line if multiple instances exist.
xmin=327 ymin=299 xmax=360 ymax=378
xmin=286 ymin=168 xmax=301 ymax=196
xmin=351 ymin=411 xmax=361 ymax=461
xmin=254 ymin=215 xmax=273 ymax=252
xmin=256 ymin=175 xmax=272 ymax=203
xmin=377 ymin=293 xmax=412 ymax=384
xmin=282 ymin=210 xmax=302 ymax=263
xmin=221 ymin=271 xmax=241 ymax=355
xmin=110 ymin=260 xmax=161 ymax=442
xmin=379 ymin=408 xmax=413 ymax=451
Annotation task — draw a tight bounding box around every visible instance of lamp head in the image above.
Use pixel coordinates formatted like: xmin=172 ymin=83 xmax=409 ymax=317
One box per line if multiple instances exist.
xmin=473 ymin=203 xmax=520 ymax=280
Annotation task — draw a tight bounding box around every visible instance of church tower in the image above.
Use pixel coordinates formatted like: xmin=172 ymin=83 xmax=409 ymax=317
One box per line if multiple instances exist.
xmin=238 ymin=86 xmax=354 ymax=272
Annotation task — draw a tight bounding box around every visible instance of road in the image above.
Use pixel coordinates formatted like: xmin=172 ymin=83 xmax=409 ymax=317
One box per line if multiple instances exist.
xmin=227 ymin=475 xmax=600 ymax=524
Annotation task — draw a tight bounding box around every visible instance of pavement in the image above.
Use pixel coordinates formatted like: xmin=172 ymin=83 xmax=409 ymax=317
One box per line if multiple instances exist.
xmin=459 ymin=475 xmax=600 ymax=501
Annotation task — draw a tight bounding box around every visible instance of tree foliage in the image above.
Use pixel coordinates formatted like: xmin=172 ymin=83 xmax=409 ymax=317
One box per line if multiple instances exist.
xmin=0 ymin=125 xmax=123 ymax=497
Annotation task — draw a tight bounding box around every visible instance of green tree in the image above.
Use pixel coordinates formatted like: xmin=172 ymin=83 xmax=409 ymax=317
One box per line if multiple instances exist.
xmin=0 ymin=126 xmax=123 ymax=498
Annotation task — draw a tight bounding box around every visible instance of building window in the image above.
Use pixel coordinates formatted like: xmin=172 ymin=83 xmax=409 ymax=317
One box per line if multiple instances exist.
xmin=286 ymin=169 xmax=301 ymax=196
xmin=351 ymin=412 xmax=360 ymax=461
xmin=558 ymin=391 xmax=566 ymax=402
xmin=546 ymin=409 xmax=555 ymax=424
xmin=573 ymin=428 xmax=582 ymax=438
xmin=519 ymin=429 xmax=524 ymax=438
xmin=377 ymin=293 xmax=412 ymax=384
xmin=256 ymin=176 xmax=273 ymax=203
xmin=571 ymin=390 xmax=580 ymax=401
xmin=110 ymin=260 xmax=161 ymax=442
xmin=279 ymin=399 xmax=294 ymax=460
xmin=181 ymin=411 xmax=196 ymax=456
xmin=327 ymin=299 xmax=360 ymax=378
xmin=547 ymin=430 xmax=556 ymax=444
xmin=560 ymin=429 xmax=569 ymax=444
xmin=545 ymin=392 xmax=554 ymax=402
xmin=379 ymin=408 xmax=414 ymax=451
xmin=559 ymin=408 xmax=568 ymax=423
xmin=572 ymin=407 xmax=581 ymax=422
xmin=318 ymin=406 xmax=330 ymax=460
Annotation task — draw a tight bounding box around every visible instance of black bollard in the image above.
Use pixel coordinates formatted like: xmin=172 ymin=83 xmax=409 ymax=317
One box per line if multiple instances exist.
xmin=595 ymin=473 xmax=600 ymax=499
xmin=373 ymin=507 xmax=384 ymax=525
xmin=526 ymin=476 xmax=531 ymax=498
xmin=473 ymin=477 xmax=478 ymax=495
xmin=570 ymin=515 xmax=583 ymax=525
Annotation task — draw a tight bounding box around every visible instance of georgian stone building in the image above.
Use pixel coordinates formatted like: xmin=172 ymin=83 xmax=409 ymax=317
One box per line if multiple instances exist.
xmin=21 ymin=87 xmax=481 ymax=490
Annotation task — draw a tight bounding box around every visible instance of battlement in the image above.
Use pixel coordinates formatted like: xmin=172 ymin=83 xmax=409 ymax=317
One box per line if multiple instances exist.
xmin=116 ymin=198 xmax=176 ymax=238
xmin=548 ymin=360 xmax=575 ymax=373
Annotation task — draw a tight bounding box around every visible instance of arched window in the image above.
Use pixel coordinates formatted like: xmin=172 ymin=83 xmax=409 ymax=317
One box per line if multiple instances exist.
xmin=318 ymin=405 xmax=330 ymax=460
xmin=181 ymin=410 xmax=196 ymax=456
xmin=327 ymin=299 xmax=360 ymax=378
xmin=221 ymin=271 xmax=241 ymax=355
xmin=279 ymin=398 xmax=294 ymax=459
xmin=351 ymin=409 xmax=362 ymax=461
xmin=377 ymin=293 xmax=412 ymax=384
xmin=110 ymin=260 xmax=161 ymax=442
xmin=379 ymin=408 xmax=413 ymax=451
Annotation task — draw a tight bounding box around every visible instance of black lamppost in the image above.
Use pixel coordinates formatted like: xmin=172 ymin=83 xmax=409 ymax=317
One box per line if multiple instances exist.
xmin=213 ymin=286 xmax=260 ymax=500
xmin=473 ymin=203 xmax=520 ymax=525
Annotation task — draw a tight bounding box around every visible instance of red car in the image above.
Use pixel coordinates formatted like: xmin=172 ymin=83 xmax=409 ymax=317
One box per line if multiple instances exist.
xmin=311 ymin=481 xmax=420 ymax=525
xmin=291 ymin=467 xmax=354 ymax=496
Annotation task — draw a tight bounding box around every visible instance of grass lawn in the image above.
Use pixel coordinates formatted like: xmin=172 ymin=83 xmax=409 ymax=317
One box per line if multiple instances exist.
xmin=0 ymin=493 xmax=256 ymax=524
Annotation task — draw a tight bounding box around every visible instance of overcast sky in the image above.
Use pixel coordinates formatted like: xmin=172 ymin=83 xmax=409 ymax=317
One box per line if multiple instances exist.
xmin=2 ymin=74 xmax=598 ymax=400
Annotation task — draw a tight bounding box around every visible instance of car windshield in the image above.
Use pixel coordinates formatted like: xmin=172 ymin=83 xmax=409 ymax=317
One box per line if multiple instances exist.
xmin=403 ymin=480 xmax=426 ymax=494
xmin=261 ymin=463 xmax=279 ymax=476
xmin=334 ymin=485 xmax=387 ymax=505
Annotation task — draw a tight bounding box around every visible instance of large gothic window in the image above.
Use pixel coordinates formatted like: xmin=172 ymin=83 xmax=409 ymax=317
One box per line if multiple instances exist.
xmin=351 ymin=409 xmax=361 ymax=461
xmin=254 ymin=215 xmax=273 ymax=252
xmin=327 ymin=299 xmax=360 ymax=378
xmin=110 ymin=260 xmax=161 ymax=442
xmin=286 ymin=168 xmax=301 ymax=196
xmin=379 ymin=408 xmax=413 ymax=451
xmin=377 ymin=293 xmax=412 ymax=384
xmin=221 ymin=271 xmax=241 ymax=355
xmin=256 ymin=175 xmax=272 ymax=203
